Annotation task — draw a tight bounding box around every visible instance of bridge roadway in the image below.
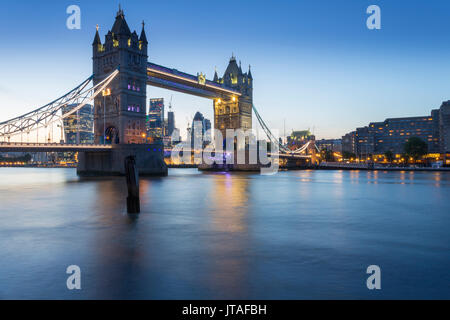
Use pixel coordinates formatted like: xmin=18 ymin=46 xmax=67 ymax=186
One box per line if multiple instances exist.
xmin=0 ymin=143 xmax=311 ymax=161
xmin=273 ymin=153 xmax=311 ymax=159
xmin=164 ymin=148 xmax=311 ymax=160
xmin=0 ymin=142 xmax=112 ymax=153
xmin=147 ymin=62 xmax=241 ymax=99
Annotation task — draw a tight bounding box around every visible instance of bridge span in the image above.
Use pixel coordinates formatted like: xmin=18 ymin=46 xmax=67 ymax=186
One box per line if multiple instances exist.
xmin=0 ymin=142 xmax=112 ymax=153
xmin=147 ymin=63 xmax=241 ymax=99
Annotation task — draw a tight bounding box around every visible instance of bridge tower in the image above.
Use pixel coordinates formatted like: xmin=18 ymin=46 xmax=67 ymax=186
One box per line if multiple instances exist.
xmin=92 ymin=7 xmax=148 ymax=145
xmin=213 ymin=56 xmax=253 ymax=138
xmin=78 ymin=8 xmax=167 ymax=176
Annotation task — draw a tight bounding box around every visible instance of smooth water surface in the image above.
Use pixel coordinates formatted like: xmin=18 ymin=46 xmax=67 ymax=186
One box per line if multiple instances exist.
xmin=0 ymin=168 xmax=449 ymax=299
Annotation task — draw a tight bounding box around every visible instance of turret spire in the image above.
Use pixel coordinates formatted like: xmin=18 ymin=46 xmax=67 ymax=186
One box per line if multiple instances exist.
xmin=111 ymin=5 xmax=131 ymax=35
xmin=139 ymin=20 xmax=148 ymax=43
xmin=213 ymin=66 xmax=219 ymax=82
xmin=93 ymin=24 xmax=101 ymax=45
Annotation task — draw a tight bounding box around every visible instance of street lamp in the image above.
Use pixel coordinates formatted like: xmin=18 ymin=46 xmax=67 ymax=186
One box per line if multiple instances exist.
xmin=57 ymin=121 xmax=64 ymax=144
xmin=102 ymin=88 xmax=111 ymax=145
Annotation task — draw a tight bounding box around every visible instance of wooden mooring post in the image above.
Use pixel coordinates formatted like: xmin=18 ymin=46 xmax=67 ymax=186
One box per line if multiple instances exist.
xmin=125 ymin=156 xmax=140 ymax=214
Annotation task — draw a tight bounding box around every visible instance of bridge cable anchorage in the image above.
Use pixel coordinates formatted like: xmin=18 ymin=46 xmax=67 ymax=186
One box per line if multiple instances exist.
xmin=252 ymin=104 xmax=314 ymax=155
xmin=0 ymin=70 xmax=119 ymax=140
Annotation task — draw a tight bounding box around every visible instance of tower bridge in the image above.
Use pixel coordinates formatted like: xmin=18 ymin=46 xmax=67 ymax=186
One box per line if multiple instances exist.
xmin=0 ymin=7 xmax=317 ymax=175
xmin=92 ymin=8 xmax=253 ymax=147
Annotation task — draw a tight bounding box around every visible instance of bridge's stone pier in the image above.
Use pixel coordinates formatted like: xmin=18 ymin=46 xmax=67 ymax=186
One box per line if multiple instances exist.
xmin=77 ymin=144 xmax=167 ymax=176
xmin=197 ymin=152 xmax=268 ymax=172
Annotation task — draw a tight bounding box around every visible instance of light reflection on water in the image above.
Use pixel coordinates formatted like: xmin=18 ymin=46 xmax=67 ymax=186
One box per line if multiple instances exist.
xmin=0 ymin=168 xmax=449 ymax=299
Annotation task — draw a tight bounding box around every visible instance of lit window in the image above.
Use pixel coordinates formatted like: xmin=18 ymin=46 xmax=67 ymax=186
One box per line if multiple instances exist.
xmin=231 ymin=74 xmax=238 ymax=85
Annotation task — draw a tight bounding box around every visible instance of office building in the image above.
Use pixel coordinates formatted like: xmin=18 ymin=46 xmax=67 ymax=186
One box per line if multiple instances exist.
xmin=342 ymin=131 xmax=356 ymax=155
xmin=62 ymin=104 xmax=94 ymax=144
xmin=342 ymin=105 xmax=450 ymax=157
xmin=167 ymin=110 xmax=175 ymax=137
xmin=439 ymin=101 xmax=450 ymax=154
xmin=191 ymin=111 xmax=211 ymax=148
xmin=147 ymin=98 xmax=164 ymax=140
xmin=316 ymin=139 xmax=342 ymax=152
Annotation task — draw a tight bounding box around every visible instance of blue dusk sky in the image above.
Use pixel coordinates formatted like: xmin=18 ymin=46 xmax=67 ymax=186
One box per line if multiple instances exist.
xmin=1 ymin=0 xmax=450 ymax=139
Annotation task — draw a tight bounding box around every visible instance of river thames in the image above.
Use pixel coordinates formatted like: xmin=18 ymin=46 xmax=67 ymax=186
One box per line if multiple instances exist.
xmin=0 ymin=168 xmax=448 ymax=299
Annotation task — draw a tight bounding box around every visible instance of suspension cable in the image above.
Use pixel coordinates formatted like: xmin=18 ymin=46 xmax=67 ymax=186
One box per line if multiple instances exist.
xmin=252 ymin=104 xmax=314 ymax=154
xmin=0 ymin=70 xmax=119 ymax=138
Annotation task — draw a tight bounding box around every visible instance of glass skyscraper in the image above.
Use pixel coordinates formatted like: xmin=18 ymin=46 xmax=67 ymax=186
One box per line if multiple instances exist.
xmin=147 ymin=98 xmax=164 ymax=141
xmin=62 ymin=104 xmax=94 ymax=144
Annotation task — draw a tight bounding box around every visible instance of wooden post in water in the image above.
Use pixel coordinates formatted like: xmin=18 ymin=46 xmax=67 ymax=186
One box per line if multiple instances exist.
xmin=125 ymin=155 xmax=140 ymax=214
